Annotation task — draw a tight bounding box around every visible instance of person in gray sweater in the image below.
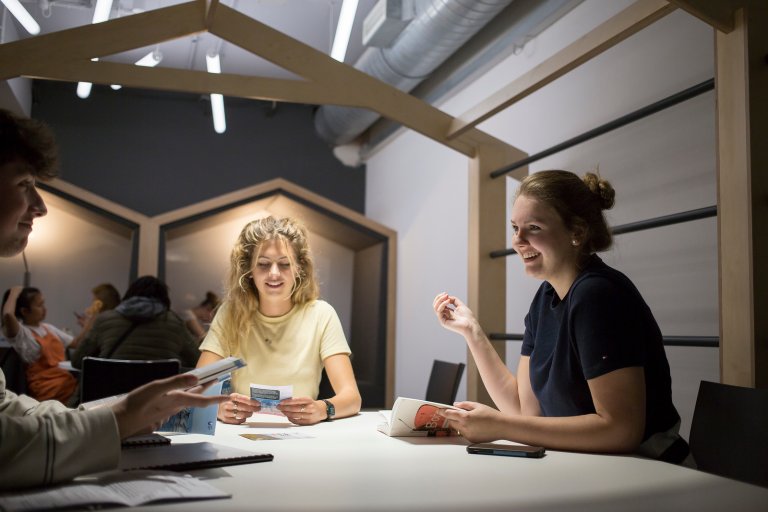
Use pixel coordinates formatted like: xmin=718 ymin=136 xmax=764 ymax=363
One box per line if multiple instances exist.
xmin=71 ymin=276 xmax=200 ymax=369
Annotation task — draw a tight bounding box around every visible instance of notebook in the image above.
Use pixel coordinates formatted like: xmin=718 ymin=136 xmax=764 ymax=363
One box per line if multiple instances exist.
xmin=121 ymin=433 xmax=171 ymax=448
xmin=119 ymin=442 xmax=273 ymax=472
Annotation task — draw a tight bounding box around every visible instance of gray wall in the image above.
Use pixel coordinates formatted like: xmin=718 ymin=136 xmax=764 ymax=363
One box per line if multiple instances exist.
xmin=31 ymin=80 xmax=365 ymax=216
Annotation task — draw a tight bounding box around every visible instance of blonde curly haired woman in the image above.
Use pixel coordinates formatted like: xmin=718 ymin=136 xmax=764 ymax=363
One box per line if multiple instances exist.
xmin=197 ymin=216 xmax=361 ymax=425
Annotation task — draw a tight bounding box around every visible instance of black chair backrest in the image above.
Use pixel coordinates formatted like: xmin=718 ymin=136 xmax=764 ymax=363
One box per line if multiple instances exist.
xmin=425 ymin=360 xmax=465 ymax=405
xmin=0 ymin=347 xmax=28 ymax=395
xmin=689 ymin=380 xmax=768 ymax=488
xmin=80 ymin=357 xmax=181 ymax=403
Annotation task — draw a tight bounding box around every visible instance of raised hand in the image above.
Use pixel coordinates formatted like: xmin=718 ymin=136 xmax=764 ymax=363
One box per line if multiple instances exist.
xmin=433 ymin=292 xmax=480 ymax=338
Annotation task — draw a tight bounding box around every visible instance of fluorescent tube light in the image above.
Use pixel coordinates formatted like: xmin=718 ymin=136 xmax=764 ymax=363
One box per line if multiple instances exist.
xmin=76 ymin=82 xmax=93 ymax=99
xmin=331 ymin=0 xmax=359 ymax=62
xmin=135 ymin=50 xmax=162 ymax=67
xmin=110 ymin=50 xmax=162 ymax=90
xmin=205 ymin=52 xmax=221 ymax=74
xmin=206 ymin=52 xmax=226 ymax=134
xmin=76 ymin=58 xmax=99 ymax=99
xmin=75 ymin=1 xmax=113 ymax=98
xmin=92 ymin=0 xmax=113 ymax=24
xmin=1 ymin=0 xmax=41 ymax=35
xmin=210 ymin=94 xmax=226 ymax=134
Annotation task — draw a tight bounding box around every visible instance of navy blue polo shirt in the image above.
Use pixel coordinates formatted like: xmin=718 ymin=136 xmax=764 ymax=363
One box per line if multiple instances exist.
xmin=521 ymin=255 xmax=680 ymax=442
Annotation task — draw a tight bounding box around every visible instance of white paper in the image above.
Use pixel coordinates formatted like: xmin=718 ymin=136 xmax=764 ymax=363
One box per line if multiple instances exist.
xmin=250 ymin=383 xmax=293 ymax=416
xmin=0 ymin=471 xmax=228 ymax=511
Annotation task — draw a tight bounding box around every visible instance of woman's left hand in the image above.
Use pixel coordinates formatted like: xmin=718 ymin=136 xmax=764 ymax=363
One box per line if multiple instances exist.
xmin=278 ymin=397 xmax=325 ymax=425
xmin=439 ymin=401 xmax=505 ymax=443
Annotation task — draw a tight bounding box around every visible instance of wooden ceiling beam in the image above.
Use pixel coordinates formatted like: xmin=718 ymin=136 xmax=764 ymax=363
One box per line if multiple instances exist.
xmin=208 ymin=3 xmax=516 ymax=158
xmin=0 ymin=1 xmax=205 ymax=80
xmin=0 ymin=0 xmax=524 ymax=161
xmin=668 ymin=0 xmax=741 ymax=33
xmin=203 ymin=0 xmax=221 ymax=28
xmin=23 ymin=60 xmax=366 ymax=107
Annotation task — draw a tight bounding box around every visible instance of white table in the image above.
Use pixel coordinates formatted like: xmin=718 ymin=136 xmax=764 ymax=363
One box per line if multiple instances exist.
xmin=130 ymin=412 xmax=768 ymax=511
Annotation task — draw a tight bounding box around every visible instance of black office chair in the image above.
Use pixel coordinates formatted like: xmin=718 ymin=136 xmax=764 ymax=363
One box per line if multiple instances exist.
xmin=425 ymin=360 xmax=465 ymax=405
xmin=80 ymin=357 xmax=181 ymax=403
xmin=689 ymin=380 xmax=768 ymax=488
xmin=0 ymin=347 xmax=28 ymax=395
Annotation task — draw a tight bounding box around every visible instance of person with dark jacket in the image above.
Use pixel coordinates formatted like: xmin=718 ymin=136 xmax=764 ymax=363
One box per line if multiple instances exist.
xmin=71 ymin=276 xmax=200 ymax=369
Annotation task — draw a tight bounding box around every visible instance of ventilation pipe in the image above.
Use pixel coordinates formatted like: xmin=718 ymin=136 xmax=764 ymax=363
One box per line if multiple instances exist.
xmin=314 ymin=0 xmax=514 ymax=146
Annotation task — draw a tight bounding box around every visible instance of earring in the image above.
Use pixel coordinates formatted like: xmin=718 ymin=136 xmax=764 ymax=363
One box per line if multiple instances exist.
xmin=571 ymin=239 xmax=578 ymax=246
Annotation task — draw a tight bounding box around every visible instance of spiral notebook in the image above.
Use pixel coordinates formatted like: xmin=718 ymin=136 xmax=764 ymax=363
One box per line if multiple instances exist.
xmin=119 ymin=442 xmax=273 ymax=471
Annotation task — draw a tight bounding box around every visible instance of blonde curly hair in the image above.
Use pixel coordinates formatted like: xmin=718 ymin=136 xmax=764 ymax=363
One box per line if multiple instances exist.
xmin=216 ymin=216 xmax=319 ymax=353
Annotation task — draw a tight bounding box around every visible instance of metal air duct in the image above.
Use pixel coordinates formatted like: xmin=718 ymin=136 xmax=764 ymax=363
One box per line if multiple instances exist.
xmin=314 ymin=0 xmax=514 ymax=146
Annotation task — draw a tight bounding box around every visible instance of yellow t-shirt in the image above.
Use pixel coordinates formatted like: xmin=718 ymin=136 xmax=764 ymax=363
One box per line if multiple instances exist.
xmin=200 ymin=299 xmax=351 ymax=399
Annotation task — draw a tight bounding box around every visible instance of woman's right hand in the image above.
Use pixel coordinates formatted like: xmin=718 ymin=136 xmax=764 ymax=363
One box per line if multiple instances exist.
xmin=433 ymin=292 xmax=480 ymax=338
xmin=217 ymin=392 xmax=261 ymax=424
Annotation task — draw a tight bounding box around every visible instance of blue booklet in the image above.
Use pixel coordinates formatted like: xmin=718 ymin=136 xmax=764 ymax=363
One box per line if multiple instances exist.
xmin=158 ymin=381 xmax=223 ymax=435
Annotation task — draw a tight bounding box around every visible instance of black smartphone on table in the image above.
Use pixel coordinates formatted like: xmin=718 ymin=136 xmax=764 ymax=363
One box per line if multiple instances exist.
xmin=467 ymin=442 xmax=546 ymax=458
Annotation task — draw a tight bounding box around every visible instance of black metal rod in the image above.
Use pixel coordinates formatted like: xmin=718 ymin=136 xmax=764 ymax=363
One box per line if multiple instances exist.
xmin=490 ymin=78 xmax=715 ymax=179
xmin=662 ymin=336 xmax=719 ymax=347
xmin=490 ymin=205 xmax=717 ymax=259
xmin=611 ymin=206 xmax=717 ymax=235
xmin=489 ymin=248 xmax=517 ymax=258
xmin=489 ymin=333 xmax=718 ymax=347
xmin=489 ymin=333 xmax=525 ymax=341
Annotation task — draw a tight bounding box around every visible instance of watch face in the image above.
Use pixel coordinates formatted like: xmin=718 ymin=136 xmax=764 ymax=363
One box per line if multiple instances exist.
xmin=324 ymin=399 xmax=335 ymax=418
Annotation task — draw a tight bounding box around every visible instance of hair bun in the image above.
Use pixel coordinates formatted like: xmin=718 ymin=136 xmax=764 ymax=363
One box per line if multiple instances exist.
xmin=583 ymin=172 xmax=615 ymax=210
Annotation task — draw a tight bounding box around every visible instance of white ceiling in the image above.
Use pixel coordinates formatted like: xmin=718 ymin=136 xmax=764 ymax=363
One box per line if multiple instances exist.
xmin=5 ymin=0 xmax=379 ymax=80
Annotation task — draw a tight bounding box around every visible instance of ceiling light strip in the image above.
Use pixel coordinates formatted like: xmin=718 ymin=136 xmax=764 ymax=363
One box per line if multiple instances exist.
xmin=331 ymin=0 xmax=359 ymax=62
xmin=1 ymin=0 xmax=41 ymax=35
xmin=206 ymin=52 xmax=226 ymax=134
xmin=76 ymin=0 xmax=114 ymax=98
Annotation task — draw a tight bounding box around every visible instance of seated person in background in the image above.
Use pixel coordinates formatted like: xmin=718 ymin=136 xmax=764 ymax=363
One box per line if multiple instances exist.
xmin=183 ymin=290 xmax=220 ymax=341
xmin=2 ymin=286 xmax=78 ymax=403
xmin=70 ymin=282 xmax=121 ymax=349
xmin=197 ymin=216 xmax=362 ymax=425
xmin=75 ymin=282 xmax=121 ymax=329
xmin=71 ymin=275 xmax=200 ymax=369
xmin=433 ymin=170 xmax=690 ymax=464
xmin=0 ymin=107 xmax=226 ymax=490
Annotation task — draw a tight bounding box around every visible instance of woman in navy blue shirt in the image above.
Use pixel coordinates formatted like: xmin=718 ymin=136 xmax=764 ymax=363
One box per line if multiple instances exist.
xmin=434 ymin=170 xmax=689 ymax=463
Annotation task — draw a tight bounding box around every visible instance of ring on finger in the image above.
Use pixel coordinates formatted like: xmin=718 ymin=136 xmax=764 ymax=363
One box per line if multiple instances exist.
xmin=300 ymin=406 xmax=305 ymax=413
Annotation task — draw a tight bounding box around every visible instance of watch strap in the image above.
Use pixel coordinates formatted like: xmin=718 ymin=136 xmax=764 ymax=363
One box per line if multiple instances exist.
xmin=322 ymin=399 xmax=335 ymax=421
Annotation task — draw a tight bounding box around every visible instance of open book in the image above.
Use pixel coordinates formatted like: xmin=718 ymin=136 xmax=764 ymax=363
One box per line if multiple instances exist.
xmin=377 ymin=397 xmax=459 ymax=437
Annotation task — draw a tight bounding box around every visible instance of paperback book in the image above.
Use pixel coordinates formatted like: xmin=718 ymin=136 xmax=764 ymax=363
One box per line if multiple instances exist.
xmin=377 ymin=397 xmax=459 ymax=437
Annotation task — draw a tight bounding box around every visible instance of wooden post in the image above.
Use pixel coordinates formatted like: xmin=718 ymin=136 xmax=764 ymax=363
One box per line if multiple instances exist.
xmin=716 ymin=4 xmax=768 ymax=387
xmin=467 ymin=145 xmax=527 ymax=404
